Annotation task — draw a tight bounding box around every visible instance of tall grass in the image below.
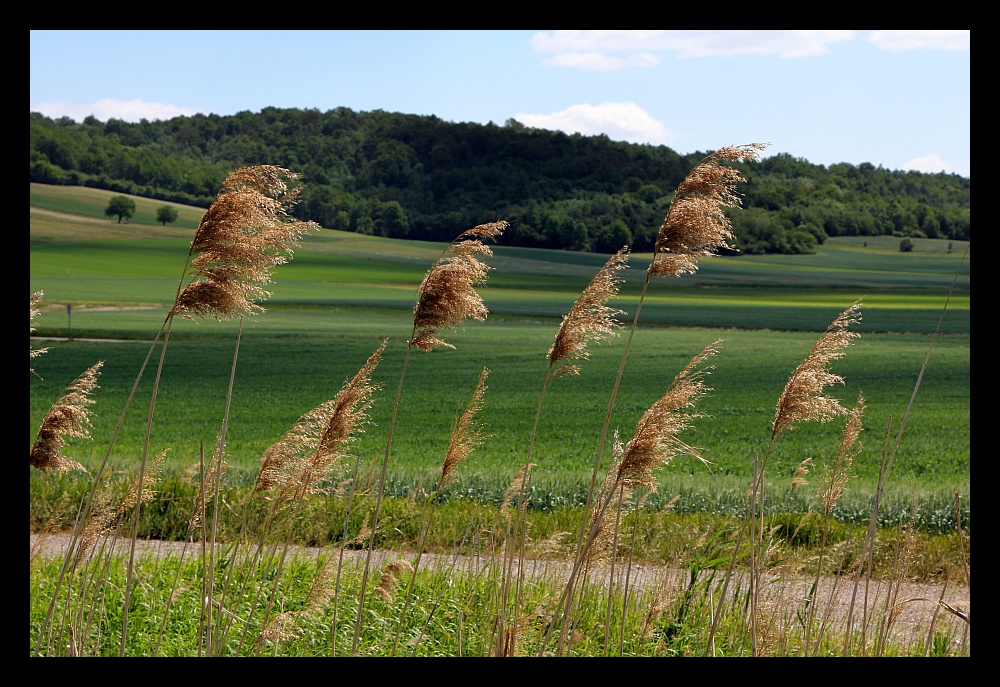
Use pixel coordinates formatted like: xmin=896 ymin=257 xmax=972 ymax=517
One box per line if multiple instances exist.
xmin=29 ymin=157 xmax=970 ymax=657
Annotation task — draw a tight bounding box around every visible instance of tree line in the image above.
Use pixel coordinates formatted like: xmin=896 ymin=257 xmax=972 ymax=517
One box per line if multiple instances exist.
xmin=29 ymin=108 xmax=970 ymax=253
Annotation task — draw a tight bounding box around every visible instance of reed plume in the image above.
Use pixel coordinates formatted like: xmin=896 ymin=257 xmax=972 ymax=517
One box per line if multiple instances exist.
xmin=612 ymin=339 xmax=721 ymax=490
xmin=584 ymin=340 xmax=722 ymax=569
xmin=375 ymin=560 xmax=414 ymax=603
xmin=547 ymin=246 xmax=630 ymax=377
xmin=253 ymin=339 xmax=386 ymax=504
xmin=773 ymin=299 xmax=862 ymax=441
xmin=650 ymin=143 xmax=768 ymax=278
xmin=30 ymin=361 xmax=103 ymax=473
xmin=439 ymin=366 xmax=490 ymax=491
xmin=171 ymin=165 xmax=319 ymax=321
xmin=410 ymin=221 xmax=507 ymax=351
xmin=30 ymin=291 xmax=47 ymax=371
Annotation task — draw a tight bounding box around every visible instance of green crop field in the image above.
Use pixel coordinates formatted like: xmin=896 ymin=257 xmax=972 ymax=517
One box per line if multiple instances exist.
xmin=29 ymin=183 xmax=970 ymax=527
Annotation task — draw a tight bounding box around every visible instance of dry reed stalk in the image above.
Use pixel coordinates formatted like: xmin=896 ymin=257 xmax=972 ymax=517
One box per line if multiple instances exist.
xmin=553 ymin=341 xmax=722 ymax=654
xmin=392 ymin=367 xmax=490 ymax=655
xmin=353 ymin=221 xmax=506 ymax=655
xmin=544 ymin=146 xmax=763 ymax=658
xmin=30 ymin=361 xmax=103 ymax=473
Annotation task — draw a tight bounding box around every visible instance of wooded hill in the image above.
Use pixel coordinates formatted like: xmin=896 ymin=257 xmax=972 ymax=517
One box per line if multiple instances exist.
xmin=29 ymin=108 xmax=970 ymax=254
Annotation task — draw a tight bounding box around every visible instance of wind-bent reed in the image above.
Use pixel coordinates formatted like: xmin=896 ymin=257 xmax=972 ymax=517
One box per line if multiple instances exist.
xmin=497 ymin=246 xmax=629 ymax=655
xmin=243 ymin=341 xmax=385 ymax=654
xmin=30 ymin=291 xmax=48 ymax=373
xmin=32 ymin=166 xmax=317 ymax=657
xmin=542 ymin=143 xmax=765 ymax=656
xmin=548 ymin=340 xmax=723 ymax=654
xmin=391 ymin=366 xmax=489 ymax=656
xmin=706 ymin=299 xmax=862 ymax=656
xmin=30 ymin=362 xmax=103 ymax=474
xmin=351 ymin=221 xmax=506 ymax=655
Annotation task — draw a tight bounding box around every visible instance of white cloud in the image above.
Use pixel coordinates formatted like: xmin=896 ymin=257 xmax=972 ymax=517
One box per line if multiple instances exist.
xmin=31 ymin=98 xmax=199 ymax=123
xmin=545 ymin=51 xmax=660 ymax=71
xmin=901 ymin=154 xmax=955 ymax=175
xmin=513 ymin=102 xmax=675 ymax=146
xmin=869 ymin=30 xmax=970 ymax=52
xmin=532 ymin=30 xmax=857 ymax=68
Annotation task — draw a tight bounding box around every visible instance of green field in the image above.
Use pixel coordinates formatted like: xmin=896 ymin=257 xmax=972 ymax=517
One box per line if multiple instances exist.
xmin=29 ymin=183 xmax=970 ymax=528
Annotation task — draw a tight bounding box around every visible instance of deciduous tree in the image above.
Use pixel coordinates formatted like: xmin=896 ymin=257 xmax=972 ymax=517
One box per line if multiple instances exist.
xmin=104 ymin=195 xmax=136 ymax=223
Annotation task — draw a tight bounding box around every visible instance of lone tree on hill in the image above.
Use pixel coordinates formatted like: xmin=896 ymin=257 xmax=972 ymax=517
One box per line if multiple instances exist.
xmin=104 ymin=195 xmax=136 ymax=224
xmin=156 ymin=205 xmax=179 ymax=226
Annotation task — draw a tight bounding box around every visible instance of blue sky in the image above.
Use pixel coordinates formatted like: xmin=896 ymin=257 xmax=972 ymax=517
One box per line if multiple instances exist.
xmin=30 ymin=30 xmax=970 ymax=178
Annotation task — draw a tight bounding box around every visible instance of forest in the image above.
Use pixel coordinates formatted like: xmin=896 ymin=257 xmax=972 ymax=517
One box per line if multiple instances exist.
xmin=29 ymin=107 xmax=971 ymax=254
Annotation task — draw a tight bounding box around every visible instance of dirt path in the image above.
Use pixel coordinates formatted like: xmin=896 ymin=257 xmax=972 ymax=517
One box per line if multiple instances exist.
xmin=30 ymin=533 xmax=970 ymax=651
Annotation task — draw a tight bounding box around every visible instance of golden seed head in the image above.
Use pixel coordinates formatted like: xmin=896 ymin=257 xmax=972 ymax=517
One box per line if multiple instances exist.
xmin=651 ymin=143 xmax=768 ymax=278
xmin=410 ymin=222 xmax=507 ymax=351
xmin=773 ymin=300 xmax=862 ymax=440
xmin=30 ymin=361 xmax=103 ymax=473
xmin=171 ymin=165 xmax=318 ymax=321
xmin=548 ymin=246 xmax=629 ymax=374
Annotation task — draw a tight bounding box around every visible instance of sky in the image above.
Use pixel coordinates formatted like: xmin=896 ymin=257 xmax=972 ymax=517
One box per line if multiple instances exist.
xmin=30 ymin=30 xmax=971 ymax=178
